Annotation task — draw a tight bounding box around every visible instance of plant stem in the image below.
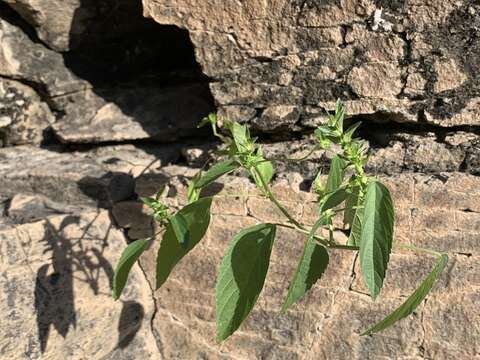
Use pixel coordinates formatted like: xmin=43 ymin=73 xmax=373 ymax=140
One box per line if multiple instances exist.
xmin=253 ymin=165 xmax=304 ymax=229
xmin=266 ymin=146 xmax=320 ymax=163
xmin=395 ymin=244 xmax=443 ymax=257
xmin=272 ymin=222 xmax=360 ymax=251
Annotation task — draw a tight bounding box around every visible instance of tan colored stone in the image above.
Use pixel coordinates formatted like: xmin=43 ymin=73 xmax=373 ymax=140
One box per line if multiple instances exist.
xmin=425 ymin=97 xmax=480 ymax=126
xmin=424 ymin=291 xmax=480 ymax=359
xmin=0 ymin=79 xmax=54 ymax=145
xmin=348 ymin=62 xmax=403 ymax=98
xmin=0 ymin=211 xmax=158 ymax=359
xmin=404 ymin=72 xmax=427 ymax=96
xmin=433 ymin=58 xmax=467 ymax=93
xmin=346 ymin=24 xmax=405 ymax=62
xmin=414 ymin=172 xmax=480 ymax=212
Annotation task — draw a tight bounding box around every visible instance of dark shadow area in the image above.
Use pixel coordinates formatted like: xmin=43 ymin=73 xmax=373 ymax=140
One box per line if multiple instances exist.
xmin=117 ymin=301 xmax=145 ymax=349
xmin=77 ymin=172 xmax=135 ymax=208
xmin=34 ymin=215 xmax=117 ymax=353
xmin=59 ymin=0 xmax=215 ymax=144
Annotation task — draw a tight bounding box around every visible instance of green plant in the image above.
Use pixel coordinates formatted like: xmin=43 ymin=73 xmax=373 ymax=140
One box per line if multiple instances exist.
xmin=112 ymin=100 xmax=448 ymax=341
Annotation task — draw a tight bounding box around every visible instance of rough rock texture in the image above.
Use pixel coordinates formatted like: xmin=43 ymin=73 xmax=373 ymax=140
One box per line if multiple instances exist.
xmin=132 ymin=167 xmax=480 ymax=359
xmin=0 ymin=0 xmax=480 ymax=358
xmin=0 ymin=78 xmax=54 ymax=145
xmin=144 ymin=0 xmax=480 ymax=130
xmin=0 ymin=0 xmax=214 ymax=145
xmin=0 ymin=210 xmax=159 ymax=359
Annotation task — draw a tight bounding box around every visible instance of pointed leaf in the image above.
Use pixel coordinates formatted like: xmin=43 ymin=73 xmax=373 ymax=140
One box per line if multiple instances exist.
xmin=231 ymin=122 xmax=251 ymax=153
xmin=252 ymin=159 xmax=274 ymax=192
xmin=348 ymin=205 xmax=363 ymax=246
xmin=344 ymin=186 xmax=360 ymax=227
xmin=344 ymin=122 xmax=361 ymax=142
xmin=113 ymin=238 xmax=149 ymax=300
xmin=187 ymin=172 xmax=202 ymax=203
xmin=325 ymin=155 xmax=346 ymax=193
xmin=195 ymin=160 xmax=239 ymax=188
xmin=282 ymin=215 xmax=329 ymax=313
xmin=257 ymin=160 xmax=274 ymax=184
xmin=359 ymin=181 xmax=394 ymax=299
xmin=169 ymin=213 xmax=190 ymax=247
xmin=334 ymin=99 xmax=345 ymax=132
xmin=216 ymin=224 xmax=276 ymax=342
xmin=156 ymin=197 xmax=212 ymax=289
xmin=319 ymin=188 xmax=349 ymax=213
xmin=362 ymin=254 xmax=448 ymax=335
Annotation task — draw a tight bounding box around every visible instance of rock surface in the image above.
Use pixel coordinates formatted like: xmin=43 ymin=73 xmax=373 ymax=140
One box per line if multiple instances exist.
xmin=0 ymin=78 xmax=54 ymax=145
xmin=0 ymin=0 xmax=479 ymax=358
xmin=133 ymin=167 xmax=480 ymax=359
xmin=0 ymin=210 xmax=159 ymax=359
xmin=144 ymin=0 xmax=480 ymax=130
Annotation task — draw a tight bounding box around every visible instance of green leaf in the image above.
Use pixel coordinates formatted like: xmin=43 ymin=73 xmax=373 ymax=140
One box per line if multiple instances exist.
xmin=252 ymin=159 xmax=274 ymax=192
xmin=169 ymin=213 xmax=190 ymax=247
xmin=231 ymin=122 xmax=252 ymax=153
xmin=140 ymin=197 xmax=156 ymax=207
xmin=344 ymin=122 xmax=361 ymax=142
xmin=362 ymin=254 xmax=448 ymax=335
xmin=195 ymin=160 xmax=239 ymax=189
xmin=187 ymin=172 xmax=202 ymax=203
xmin=359 ymin=181 xmax=395 ymax=299
xmin=344 ymin=186 xmax=360 ymax=227
xmin=348 ymin=205 xmax=363 ymax=246
xmin=334 ymin=99 xmax=345 ymax=132
xmin=156 ymin=197 xmax=212 ymax=289
xmin=113 ymin=238 xmax=149 ymax=300
xmin=282 ymin=216 xmax=329 ymax=313
xmin=325 ymin=155 xmax=346 ymax=193
xmin=315 ymin=126 xmax=338 ymax=139
xmin=216 ymin=223 xmax=276 ymax=342
xmin=257 ymin=160 xmax=274 ymax=184
xmin=319 ymin=188 xmax=349 ymax=213
xmin=198 ymin=113 xmax=217 ymax=128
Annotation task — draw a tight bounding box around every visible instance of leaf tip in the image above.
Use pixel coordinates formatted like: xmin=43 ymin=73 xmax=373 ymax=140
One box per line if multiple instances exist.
xmin=360 ymin=329 xmax=373 ymax=336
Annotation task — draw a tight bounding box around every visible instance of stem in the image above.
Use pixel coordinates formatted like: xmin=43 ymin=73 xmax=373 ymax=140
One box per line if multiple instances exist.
xmin=395 ymin=244 xmax=443 ymax=257
xmin=266 ymin=146 xmax=320 ymax=163
xmin=273 ymin=222 xmax=361 ymax=251
xmin=253 ymin=165 xmax=304 ymax=229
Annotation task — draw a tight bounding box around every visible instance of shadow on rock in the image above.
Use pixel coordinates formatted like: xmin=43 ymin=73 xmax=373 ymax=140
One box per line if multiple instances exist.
xmin=117 ymin=301 xmax=145 ymax=349
xmin=55 ymin=0 xmax=215 ymax=144
xmin=34 ymin=215 xmax=114 ymax=353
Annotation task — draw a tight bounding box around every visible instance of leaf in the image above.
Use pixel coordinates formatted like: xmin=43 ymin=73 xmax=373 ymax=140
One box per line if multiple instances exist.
xmin=198 ymin=113 xmax=217 ymax=128
xmin=252 ymin=159 xmax=274 ymax=192
xmin=169 ymin=213 xmax=190 ymax=247
xmin=257 ymin=160 xmax=274 ymax=184
xmin=319 ymin=188 xmax=349 ymax=213
xmin=359 ymin=181 xmax=395 ymax=299
xmin=231 ymin=122 xmax=251 ymax=153
xmin=348 ymin=205 xmax=363 ymax=246
xmin=315 ymin=126 xmax=338 ymax=139
xmin=344 ymin=122 xmax=361 ymax=142
xmin=216 ymin=224 xmax=276 ymax=342
xmin=325 ymin=155 xmax=346 ymax=193
xmin=344 ymin=186 xmax=360 ymax=227
xmin=195 ymin=160 xmax=239 ymax=189
xmin=362 ymin=254 xmax=448 ymax=335
xmin=334 ymin=99 xmax=345 ymax=132
xmin=113 ymin=238 xmax=149 ymax=300
xmin=156 ymin=197 xmax=212 ymax=289
xmin=282 ymin=216 xmax=329 ymax=313
xmin=140 ymin=197 xmax=156 ymax=207
xmin=187 ymin=172 xmax=202 ymax=203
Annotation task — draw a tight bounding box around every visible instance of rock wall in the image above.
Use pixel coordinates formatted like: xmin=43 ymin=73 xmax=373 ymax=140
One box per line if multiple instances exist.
xmin=0 ymin=0 xmax=479 ymax=359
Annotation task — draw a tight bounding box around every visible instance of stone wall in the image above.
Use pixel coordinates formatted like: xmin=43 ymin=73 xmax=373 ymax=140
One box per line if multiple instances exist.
xmin=0 ymin=0 xmax=479 ymax=359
